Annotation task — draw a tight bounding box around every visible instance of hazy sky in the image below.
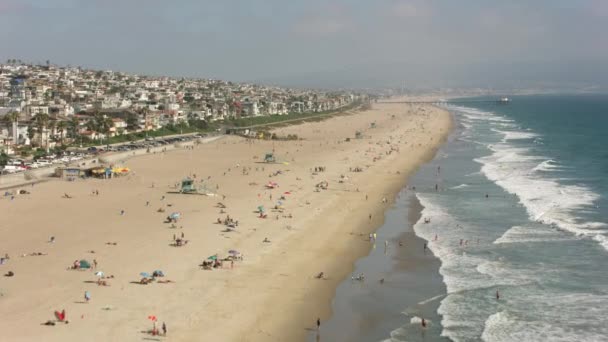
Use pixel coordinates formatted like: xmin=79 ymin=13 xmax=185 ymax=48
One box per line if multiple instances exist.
xmin=1 ymin=0 xmax=607 ymax=88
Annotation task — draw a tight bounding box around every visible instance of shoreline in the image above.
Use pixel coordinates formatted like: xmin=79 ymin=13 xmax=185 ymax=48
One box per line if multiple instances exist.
xmin=305 ymin=110 xmax=452 ymax=342
xmin=0 ymin=101 xmax=451 ymax=342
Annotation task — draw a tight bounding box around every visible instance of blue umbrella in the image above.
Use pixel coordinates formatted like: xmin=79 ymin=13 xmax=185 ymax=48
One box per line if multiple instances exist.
xmin=228 ymin=250 xmax=239 ymax=255
xmin=140 ymin=272 xmax=151 ymax=278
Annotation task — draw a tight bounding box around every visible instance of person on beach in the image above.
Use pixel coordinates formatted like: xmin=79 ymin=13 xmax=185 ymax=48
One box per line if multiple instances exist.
xmin=162 ymin=322 xmax=167 ymax=336
xmin=316 ymin=318 xmax=321 ymax=330
xmin=421 ymin=318 xmax=427 ymax=328
xmin=84 ymin=291 xmax=91 ymax=303
xmin=93 ymin=259 xmax=97 ymax=269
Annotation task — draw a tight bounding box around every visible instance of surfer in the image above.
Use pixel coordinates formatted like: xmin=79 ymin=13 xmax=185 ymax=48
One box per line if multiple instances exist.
xmin=496 ymin=290 xmax=500 ymax=300
xmin=421 ymin=318 xmax=427 ymax=328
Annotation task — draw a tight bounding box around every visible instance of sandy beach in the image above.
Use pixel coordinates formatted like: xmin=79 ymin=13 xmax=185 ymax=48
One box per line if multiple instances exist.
xmin=0 ymin=101 xmax=451 ymax=341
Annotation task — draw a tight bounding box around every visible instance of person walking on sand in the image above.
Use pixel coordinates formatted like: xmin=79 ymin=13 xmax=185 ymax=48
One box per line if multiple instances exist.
xmin=84 ymin=291 xmax=91 ymax=303
xmin=162 ymin=322 xmax=167 ymax=336
xmin=93 ymin=259 xmax=98 ymax=269
xmin=316 ymin=318 xmax=321 ymax=330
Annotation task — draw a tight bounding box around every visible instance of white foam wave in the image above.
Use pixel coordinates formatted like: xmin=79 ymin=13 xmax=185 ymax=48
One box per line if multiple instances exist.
xmin=449 ymin=105 xmax=514 ymax=123
xmin=490 ymin=128 xmax=539 ymax=141
xmin=450 ymin=183 xmax=469 ymax=190
xmin=417 ymin=294 xmax=445 ymax=306
xmin=493 ymin=225 xmax=574 ymax=245
xmin=410 ymin=316 xmax=430 ymax=325
xmin=454 ymin=105 xmax=608 ymax=250
xmin=480 ymin=293 xmax=608 ymax=342
xmin=532 ymin=159 xmax=561 ymax=172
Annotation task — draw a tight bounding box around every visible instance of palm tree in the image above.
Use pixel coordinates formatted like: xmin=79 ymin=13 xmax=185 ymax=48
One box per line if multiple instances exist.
xmin=139 ymin=107 xmax=150 ymax=131
xmin=2 ymin=111 xmax=19 ymax=144
xmin=89 ymin=113 xmax=113 ymax=144
xmin=33 ymin=113 xmax=50 ymax=148
xmin=56 ymin=120 xmax=68 ymax=145
xmin=48 ymin=119 xmax=57 ymax=143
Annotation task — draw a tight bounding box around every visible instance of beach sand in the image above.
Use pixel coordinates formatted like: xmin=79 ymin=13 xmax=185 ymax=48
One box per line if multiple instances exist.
xmin=0 ymin=102 xmax=450 ymax=341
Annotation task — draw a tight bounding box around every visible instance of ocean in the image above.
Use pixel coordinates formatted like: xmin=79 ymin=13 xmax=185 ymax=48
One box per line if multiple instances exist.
xmin=314 ymin=94 xmax=608 ymax=342
xmin=412 ymin=94 xmax=608 ymax=341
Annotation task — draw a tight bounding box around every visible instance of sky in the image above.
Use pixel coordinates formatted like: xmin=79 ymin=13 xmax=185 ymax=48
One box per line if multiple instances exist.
xmin=1 ymin=0 xmax=607 ymax=89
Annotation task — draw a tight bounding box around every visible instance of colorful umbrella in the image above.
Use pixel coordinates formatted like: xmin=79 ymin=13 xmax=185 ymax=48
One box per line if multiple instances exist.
xmin=207 ymin=255 xmax=217 ymax=260
xmin=140 ymin=272 xmax=151 ymax=278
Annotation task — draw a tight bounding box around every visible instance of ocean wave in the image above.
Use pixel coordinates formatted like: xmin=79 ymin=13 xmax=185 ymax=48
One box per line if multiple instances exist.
xmin=450 ymin=183 xmax=469 ymax=190
xmin=532 ymin=159 xmax=561 ymax=172
xmin=478 ymin=143 xmax=607 ymax=249
xmin=454 ymin=105 xmax=608 ymax=251
xmin=490 ymin=128 xmax=539 ymax=141
xmin=480 ymin=292 xmax=608 ymax=342
xmin=493 ymin=224 xmax=575 ymax=245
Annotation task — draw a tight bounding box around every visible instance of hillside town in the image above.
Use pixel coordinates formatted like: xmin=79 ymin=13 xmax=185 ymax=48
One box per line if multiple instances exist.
xmin=0 ymin=61 xmax=363 ymax=165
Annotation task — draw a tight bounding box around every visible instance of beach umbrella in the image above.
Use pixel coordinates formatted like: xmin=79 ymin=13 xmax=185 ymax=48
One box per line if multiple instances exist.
xmin=257 ymin=205 xmax=265 ymax=212
xmin=228 ymin=250 xmax=239 ymax=255
xmin=140 ymin=272 xmax=151 ymax=278
xmin=95 ymin=271 xmax=104 ymax=278
xmin=153 ymin=270 xmax=164 ymax=277
xmin=207 ymin=255 xmax=217 ymax=260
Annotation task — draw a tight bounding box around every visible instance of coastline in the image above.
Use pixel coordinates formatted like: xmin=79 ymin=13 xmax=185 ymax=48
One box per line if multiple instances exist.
xmin=0 ymin=101 xmax=451 ymax=342
xmin=305 ymin=110 xmax=453 ymax=342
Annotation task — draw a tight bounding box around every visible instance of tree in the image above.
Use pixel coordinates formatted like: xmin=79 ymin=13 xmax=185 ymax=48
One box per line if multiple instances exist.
xmin=2 ymin=111 xmax=19 ymax=142
xmin=92 ymin=113 xmax=113 ymax=143
xmin=56 ymin=120 xmax=68 ymax=145
xmin=27 ymin=124 xmax=35 ymax=143
xmin=33 ymin=113 xmax=50 ymax=148
xmin=0 ymin=152 xmax=8 ymax=167
xmin=47 ymin=119 xmax=57 ymax=143
xmin=126 ymin=112 xmax=139 ymax=131
xmin=68 ymin=116 xmax=80 ymax=139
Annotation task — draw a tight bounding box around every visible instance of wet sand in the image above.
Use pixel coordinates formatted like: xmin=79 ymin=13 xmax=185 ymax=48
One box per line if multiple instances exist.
xmin=309 ymin=188 xmax=448 ymax=342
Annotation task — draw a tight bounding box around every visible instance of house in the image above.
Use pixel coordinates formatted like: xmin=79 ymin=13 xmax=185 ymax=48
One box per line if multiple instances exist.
xmin=109 ymin=118 xmax=128 ymax=136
